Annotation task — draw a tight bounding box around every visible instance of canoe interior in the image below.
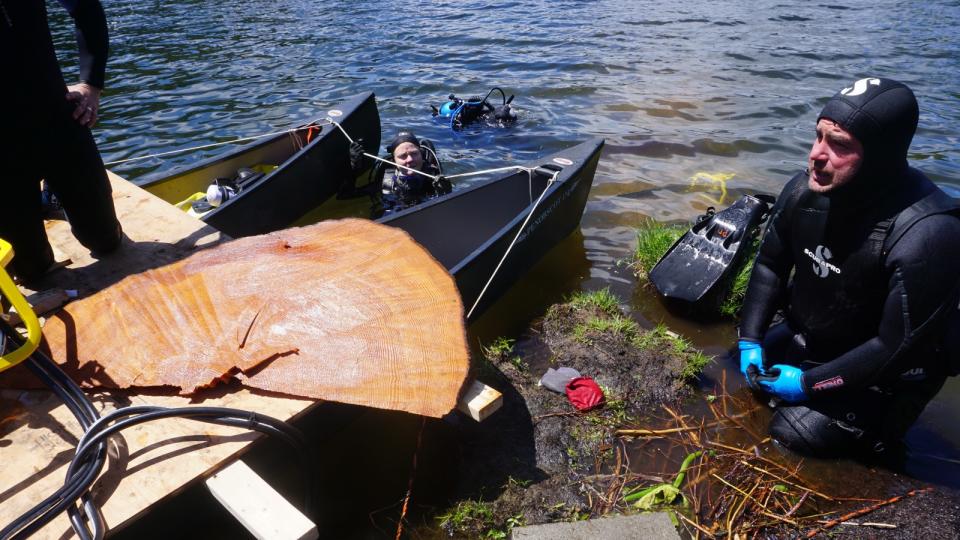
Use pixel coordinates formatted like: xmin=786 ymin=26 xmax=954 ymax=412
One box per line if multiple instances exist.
xmin=140 ymin=129 xmax=312 ymax=206
xmin=134 ymin=92 xmax=381 ymax=238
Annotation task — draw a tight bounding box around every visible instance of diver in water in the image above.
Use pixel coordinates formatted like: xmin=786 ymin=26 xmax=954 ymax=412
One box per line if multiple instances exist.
xmin=737 ymin=78 xmax=960 ymax=465
xmin=344 ymin=131 xmax=451 ymax=218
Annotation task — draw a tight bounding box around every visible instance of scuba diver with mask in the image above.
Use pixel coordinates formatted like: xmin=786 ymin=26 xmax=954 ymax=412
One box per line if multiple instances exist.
xmin=343 ymin=131 xmax=451 ymax=218
xmin=737 ymin=77 xmax=960 ymax=465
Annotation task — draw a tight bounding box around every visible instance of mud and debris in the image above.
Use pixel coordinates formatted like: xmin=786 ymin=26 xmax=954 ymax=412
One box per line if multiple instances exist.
xmin=442 ymin=291 xmax=709 ymax=537
xmin=436 ymin=290 xmax=960 ymax=539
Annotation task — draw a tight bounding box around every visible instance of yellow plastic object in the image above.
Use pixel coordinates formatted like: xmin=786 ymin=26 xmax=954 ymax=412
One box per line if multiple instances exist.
xmin=0 ymin=239 xmax=42 ymax=372
xmin=250 ymin=164 xmax=278 ymax=175
xmin=174 ymin=192 xmax=206 ymax=212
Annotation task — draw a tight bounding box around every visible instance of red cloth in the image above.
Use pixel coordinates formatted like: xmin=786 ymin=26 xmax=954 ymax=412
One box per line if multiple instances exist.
xmin=565 ymin=376 xmax=605 ymax=411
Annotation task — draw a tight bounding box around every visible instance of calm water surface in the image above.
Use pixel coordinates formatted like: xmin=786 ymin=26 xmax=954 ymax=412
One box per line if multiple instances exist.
xmin=50 ymin=0 xmax=960 ymax=505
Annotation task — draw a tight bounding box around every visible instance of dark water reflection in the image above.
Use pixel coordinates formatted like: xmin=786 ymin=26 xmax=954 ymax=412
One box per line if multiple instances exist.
xmin=46 ymin=0 xmax=960 ymax=496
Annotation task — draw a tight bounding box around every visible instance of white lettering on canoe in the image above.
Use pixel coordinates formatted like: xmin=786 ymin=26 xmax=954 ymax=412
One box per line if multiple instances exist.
xmin=515 ymin=178 xmax=580 ymax=244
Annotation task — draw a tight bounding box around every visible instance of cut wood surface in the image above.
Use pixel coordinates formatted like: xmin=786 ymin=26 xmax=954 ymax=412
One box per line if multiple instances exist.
xmin=35 ymin=217 xmax=470 ymax=417
xmin=0 ymin=172 xmax=470 ymax=539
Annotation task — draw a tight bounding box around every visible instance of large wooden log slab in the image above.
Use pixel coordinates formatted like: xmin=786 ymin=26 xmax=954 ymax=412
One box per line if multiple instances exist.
xmin=36 ymin=218 xmax=469 ymax=418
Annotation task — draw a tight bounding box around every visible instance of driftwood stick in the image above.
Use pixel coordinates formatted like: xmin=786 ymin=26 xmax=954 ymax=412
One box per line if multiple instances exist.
xmin=616 ymin=409 xmax=756 ymax=437
xmin=804 ymin=487 xmax=932 ymax=538
xmin=675 ymin=510 xmax=716 ymax=539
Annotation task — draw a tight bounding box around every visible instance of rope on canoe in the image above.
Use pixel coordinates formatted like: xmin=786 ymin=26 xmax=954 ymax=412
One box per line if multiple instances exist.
xmin=103 ymin=122 xmax=331 ymax=166
xmin=327 ymin=119 xmax=536 ymax=183
xmin=466 ymin=167 xmax=562 ymax=320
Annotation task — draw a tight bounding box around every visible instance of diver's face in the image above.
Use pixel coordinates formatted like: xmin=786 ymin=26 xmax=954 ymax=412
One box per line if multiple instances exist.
xmin=807 ymin=119 xmax=864 ymax=193
xmin=393 ymin=142 xmax=423 ymax=173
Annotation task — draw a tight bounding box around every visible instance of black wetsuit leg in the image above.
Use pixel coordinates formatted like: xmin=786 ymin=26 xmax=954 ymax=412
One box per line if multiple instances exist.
xmin=42 ymin=100 xmax=122 ymax=256
xmin=0 ymin=0 xmax=120 ymax=281
xmin=2 ymin=152 xmax=55 ymax=280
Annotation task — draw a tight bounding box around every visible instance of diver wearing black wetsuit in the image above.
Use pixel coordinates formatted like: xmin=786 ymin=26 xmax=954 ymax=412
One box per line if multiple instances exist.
xmin=0 ymin=0 xmax=121 ymax=282
xmin=345 ymin=132 xmax=451 ymax=218
xmin=738 ymin=78 xmax=960 ymax=461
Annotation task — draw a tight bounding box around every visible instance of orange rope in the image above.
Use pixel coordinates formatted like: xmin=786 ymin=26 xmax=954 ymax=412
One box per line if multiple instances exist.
xmin=395 ymin=417 xmax=426 ymax=540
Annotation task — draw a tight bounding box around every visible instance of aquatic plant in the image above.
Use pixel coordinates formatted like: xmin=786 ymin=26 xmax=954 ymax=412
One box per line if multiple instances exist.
xmin=623 ymin=450 xmax=703 ymax=509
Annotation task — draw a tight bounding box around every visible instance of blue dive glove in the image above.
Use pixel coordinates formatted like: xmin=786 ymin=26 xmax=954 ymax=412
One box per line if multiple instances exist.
xmin=755 ymin=364 xmax=807 ymax=402
xmin=738 ymin=340 xmax=764 ymax=387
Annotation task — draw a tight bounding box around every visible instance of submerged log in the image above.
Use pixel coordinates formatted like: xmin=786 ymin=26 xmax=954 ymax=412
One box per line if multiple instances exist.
xmin=21 ymin=218 xmax=469 ymax=418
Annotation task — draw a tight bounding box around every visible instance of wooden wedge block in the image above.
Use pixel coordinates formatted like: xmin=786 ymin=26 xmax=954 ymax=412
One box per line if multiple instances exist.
xmin=457 ymin=380 xmax=503 ymax=422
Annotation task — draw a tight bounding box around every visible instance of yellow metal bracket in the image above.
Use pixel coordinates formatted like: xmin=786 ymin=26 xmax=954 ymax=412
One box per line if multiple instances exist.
xmin=0 ymin=239 xmax=42 ymax=372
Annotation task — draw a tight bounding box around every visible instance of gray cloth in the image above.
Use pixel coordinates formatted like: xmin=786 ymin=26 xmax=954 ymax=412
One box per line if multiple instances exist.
xmin=539 ymin=367 xmax=581 ymax=394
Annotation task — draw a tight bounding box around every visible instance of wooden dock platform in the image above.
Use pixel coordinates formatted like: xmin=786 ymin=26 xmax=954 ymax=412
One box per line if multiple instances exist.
xmin=0 ymin=174 xmax=331 ymax=538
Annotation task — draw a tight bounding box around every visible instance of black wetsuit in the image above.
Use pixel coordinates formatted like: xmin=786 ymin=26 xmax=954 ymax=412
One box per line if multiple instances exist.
xmin=0 ymin=0 xmax=121 ymax=282
xmin=739 ymin=78 xmax=960 ymax=459
xmin=376 ymin=163 xmax=449 ymax=217
xmin=741 ymin=170 xmax=960 ymax=455
xmin=342 ymin=139 xmax=451 ymax=218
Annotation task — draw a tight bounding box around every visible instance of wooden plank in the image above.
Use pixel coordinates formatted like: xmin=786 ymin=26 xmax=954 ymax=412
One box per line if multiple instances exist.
xmin=31 ymin=171 xmax=226 ymax=297
xmin=457 ymin=380 xmax=503 ymax=422
xmin=206 ymin=460 xmax=318 ymax=540
xmin=4 ymin=288 xmax=71 ymax=326
xmin=0 ymin=173 xmax=318 ymax=539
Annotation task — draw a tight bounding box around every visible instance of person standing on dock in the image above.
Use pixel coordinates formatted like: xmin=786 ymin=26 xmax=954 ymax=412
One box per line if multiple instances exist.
xmin=0 ymin=0 xmax=122 ymax=284
xmin=736 ymin=77 xmax=960 ymax=464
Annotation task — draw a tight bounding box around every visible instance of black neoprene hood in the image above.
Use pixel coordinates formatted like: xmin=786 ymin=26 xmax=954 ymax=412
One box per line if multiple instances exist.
xmin=817 ymin=77 xmax=919 ymax=169
xmin=386 ymin=131 xmax=420 ymax=154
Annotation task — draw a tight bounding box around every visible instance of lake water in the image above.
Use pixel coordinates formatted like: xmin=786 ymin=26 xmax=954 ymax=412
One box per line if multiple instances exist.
xmin=49 ymin=0 xmax=960 ymax=509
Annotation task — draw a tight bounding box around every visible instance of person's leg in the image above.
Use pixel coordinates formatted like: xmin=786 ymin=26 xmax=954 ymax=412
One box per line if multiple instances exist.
xmin=0 ymin=167 xmax=55 ymax=283
xmin=43 ymin=111 xmax=122 ymax=255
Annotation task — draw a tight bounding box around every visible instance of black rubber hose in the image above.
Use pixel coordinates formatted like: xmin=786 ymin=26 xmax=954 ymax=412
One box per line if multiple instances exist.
xmin=0 ymin=319 xmax=105 ymax=540
xmin=7 ymin=407 xmax=311 ymax=539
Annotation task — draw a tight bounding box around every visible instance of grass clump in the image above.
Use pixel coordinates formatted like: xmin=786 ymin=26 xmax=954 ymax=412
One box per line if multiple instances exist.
xmin=436 ymin=499 xmax=524 ymax=539
xmin=567 ymin=288 xmax=621 ymax=318
xmin=718 ymin=238 xmax=760 ymax=317
xmin=483 ymin=336 xmax=527 ymax=373
xmin=483 ymin=337 xmax=515 ymax=360
xmin=631 ymin=324 xmax=712 ymax=382
xmin=632 ymin=218 xmax=686 ymax=280
xmin=437 ymin=501 xmax=496 ymax=536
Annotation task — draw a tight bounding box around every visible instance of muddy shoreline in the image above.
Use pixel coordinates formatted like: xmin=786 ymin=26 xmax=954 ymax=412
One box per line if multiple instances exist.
xmin=439 ymin=292 xmax=960 ymax=539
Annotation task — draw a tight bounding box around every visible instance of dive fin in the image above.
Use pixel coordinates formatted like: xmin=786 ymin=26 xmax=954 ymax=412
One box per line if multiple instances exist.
xmin=649 ymin=194 xmax=772 ymax=305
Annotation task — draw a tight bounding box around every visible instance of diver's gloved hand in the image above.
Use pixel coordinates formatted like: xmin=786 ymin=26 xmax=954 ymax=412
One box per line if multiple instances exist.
xmin=755 ymin=364 xmax=807 ymax=402
xmin=433 ymin=175 xmax=452 ymax=195
xmin=348 ymin=139 xmax=365 ymax=173
xmin=738 ymin=340 xmax=765 ymax=388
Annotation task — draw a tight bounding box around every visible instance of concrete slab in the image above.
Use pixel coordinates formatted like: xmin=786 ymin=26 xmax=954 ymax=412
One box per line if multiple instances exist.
xmin=510 ymin=512 xmax=681 ymax=540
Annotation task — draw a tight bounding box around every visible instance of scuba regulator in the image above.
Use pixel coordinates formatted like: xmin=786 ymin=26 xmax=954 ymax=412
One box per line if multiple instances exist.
xmin=431 ymin=87 xmax=517 ymax=130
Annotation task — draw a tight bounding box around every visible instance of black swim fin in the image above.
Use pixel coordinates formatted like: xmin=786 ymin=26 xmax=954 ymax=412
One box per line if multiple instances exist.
xmin=649 ymin=194 xmax=773 ymax=305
